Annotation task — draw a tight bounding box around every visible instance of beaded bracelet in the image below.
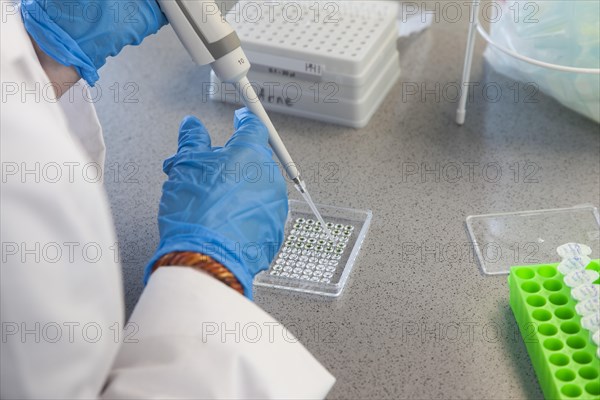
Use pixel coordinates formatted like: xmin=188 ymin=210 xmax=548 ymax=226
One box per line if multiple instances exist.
xmin=152 ymin=252 xmax=244 ymax=295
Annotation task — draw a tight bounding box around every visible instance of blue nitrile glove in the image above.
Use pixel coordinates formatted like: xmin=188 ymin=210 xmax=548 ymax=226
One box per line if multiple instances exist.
xmin=145 ymin=108 xmax=289 ymax=299
xmin=20 ymin=0 xmax=167 ymax=86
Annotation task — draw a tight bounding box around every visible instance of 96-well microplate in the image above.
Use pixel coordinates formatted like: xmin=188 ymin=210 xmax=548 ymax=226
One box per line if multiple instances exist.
xmin=254 ymin=200 xmax=372 ymax=297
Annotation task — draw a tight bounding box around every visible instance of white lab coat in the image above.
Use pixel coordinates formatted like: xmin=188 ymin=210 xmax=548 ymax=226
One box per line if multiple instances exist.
xmin=0 ymin=4 xmax=335 ymax=399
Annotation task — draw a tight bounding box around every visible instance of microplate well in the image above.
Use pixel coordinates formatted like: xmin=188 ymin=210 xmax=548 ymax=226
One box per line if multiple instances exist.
xmin=254 ymin=200 xmax=372 ymax=297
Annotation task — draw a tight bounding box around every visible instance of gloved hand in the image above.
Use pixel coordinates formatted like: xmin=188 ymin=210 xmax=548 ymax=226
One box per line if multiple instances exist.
xmin=21 ymin=0 xmax=168 ymax=86
xmin=145 ymin=108 xmax=289 ymax=299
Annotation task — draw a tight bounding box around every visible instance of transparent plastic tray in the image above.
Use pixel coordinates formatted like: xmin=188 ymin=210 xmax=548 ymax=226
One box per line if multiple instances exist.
xmin=254 ymin=200 xmax=372 ymax=297
xmin=466 ymin=205 xmax=600 ymax=275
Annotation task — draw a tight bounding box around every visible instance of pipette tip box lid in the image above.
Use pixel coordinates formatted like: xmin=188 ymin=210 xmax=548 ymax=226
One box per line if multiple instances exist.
xmin=210 ymin=0 xmax=401 ymax=128
xmin=254 ymin=199 xmax=372 ymax=297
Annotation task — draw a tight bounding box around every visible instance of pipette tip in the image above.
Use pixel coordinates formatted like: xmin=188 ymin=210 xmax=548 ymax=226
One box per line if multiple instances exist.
xmin=293 ymin=177 xmax=306 ymax=194
xmin=293 ymin=178 xmax=335 ymax=241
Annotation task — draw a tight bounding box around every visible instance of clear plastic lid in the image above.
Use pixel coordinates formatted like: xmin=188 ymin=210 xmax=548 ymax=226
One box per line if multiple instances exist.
xmin=466 ymin=205 xmax=600 ymax=275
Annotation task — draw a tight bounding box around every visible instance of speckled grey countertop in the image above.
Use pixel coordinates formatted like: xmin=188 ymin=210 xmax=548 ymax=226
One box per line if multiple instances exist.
xmin=95 ymin=5 xmax=600 ymax=399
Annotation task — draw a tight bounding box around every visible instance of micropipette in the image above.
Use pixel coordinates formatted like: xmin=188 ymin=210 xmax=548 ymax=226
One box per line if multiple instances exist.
xmin=157 ymin=0 xmax=333 ymax=237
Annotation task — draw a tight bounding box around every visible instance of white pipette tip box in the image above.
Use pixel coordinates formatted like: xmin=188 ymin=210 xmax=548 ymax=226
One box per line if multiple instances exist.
xmin=209 ymin=0 xmax=401 ymax=128
xmin=254 ymin=200 xmax=372 ymax=297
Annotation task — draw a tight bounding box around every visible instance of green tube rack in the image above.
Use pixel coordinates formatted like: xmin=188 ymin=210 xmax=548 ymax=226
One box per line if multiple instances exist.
xmin=509 ymin=260 xmax=600 ymax=399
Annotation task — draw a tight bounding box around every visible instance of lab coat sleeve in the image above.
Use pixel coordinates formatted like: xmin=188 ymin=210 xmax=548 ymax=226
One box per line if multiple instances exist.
xmin=57 ymin=83 xmax=106 ymax=168
xmin=102 ymin=267 xmax=335 ymax=399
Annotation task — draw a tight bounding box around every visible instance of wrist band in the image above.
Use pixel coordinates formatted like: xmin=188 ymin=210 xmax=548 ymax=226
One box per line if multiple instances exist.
xmin=152 ymin=252 xmax=244 ymax=295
